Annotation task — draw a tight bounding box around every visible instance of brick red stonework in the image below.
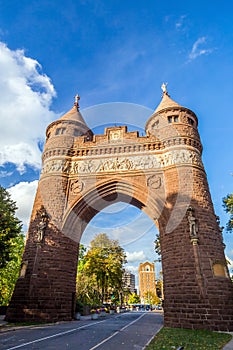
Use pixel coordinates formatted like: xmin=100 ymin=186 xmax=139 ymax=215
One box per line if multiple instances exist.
xmin=6 ymin=92 xmax=233 ymax=330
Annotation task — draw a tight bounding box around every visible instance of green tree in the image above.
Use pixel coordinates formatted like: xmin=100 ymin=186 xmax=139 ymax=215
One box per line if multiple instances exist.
xmin=76 ymin=233 xmax=127 ymax=305
xmin=77 ymin=244 xmax=87 ymax=273
xmin=128 ymin=293 xmax=141 ymax=304
xmin=154 ymin=233 xmax=161 ymax=262
xmin=226 ymin=259 xmax=233 ymax=283
xmin=76 ymin=273 xmax=101 ymax=306
xmin=223 ymin=193 xmax=233 ymax=232
xmin=0 ymin=233 xmax=24 ymax=305
xmin=156 ymin=279 xmax=163 ymax=298
xmin=0 ymin=185 xmax=22 ymax=268
xmin=144 ymin=291 xmax=160 ymax=305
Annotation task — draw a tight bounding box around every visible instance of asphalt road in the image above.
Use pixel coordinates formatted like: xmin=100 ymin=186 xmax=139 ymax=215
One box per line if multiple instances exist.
xmin=0 ymin=312 xmax=163 ymax=350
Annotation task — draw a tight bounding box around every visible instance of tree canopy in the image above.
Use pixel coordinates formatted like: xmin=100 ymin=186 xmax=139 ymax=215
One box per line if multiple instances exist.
xmin=154 ymin=233 xmax=161 ymax=261
xmin=77 ymin=243 xmax=87 ymax=273
xmin=143 ymin=291 xmax=161 ymax=305
xmin=0 ymin=185 xmax=24 ymax=305
xmin=0 ymin=185 xmax=23 ymax=268
xmin=128 ymin=293 xmax=141 ymax=304
xmin=76 ymin=233 xmax=127 ymax=306
xmin=223 ymin=193 xmax=233 ymax=232
xmin=0 ymin=233 xmax=24 ymax=305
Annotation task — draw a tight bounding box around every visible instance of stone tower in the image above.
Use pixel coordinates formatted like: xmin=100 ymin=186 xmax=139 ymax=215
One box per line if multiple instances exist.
xmin=138 ymin=262 xmax=156 ymax=301
xmin=6 ymin=88 xmax=233 ymax=331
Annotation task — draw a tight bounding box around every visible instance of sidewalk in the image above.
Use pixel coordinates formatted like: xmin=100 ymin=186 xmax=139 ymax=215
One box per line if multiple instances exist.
xmin=222 ymin=332 xmax=233 ymax=350
xmin=0 ymin=313 xmax=108 ymax=332
xmin=0 ymin=315 xmax=7 ymax=327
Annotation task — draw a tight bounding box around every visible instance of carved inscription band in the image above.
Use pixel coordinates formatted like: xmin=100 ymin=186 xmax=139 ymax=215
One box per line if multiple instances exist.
xmin=41 ymin=149 xmax=203 ymax=175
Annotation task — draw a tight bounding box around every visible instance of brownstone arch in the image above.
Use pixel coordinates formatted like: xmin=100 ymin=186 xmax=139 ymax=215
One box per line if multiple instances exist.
xmin=6 ymin=90 xmax=233 ymax=331
xmin=62 ymin=177 xmax=164 ymax=241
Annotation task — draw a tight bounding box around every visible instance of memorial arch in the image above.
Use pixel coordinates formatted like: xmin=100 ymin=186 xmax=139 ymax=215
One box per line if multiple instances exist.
xmin=6 ymin=88 xmax=233 ymax=331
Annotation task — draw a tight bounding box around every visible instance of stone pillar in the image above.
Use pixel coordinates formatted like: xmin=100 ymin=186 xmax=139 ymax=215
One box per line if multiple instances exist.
xmin=6 ymin=186 xmax=79 ymax=322
xmin=159 ymin=162 xmax=233 ymax=331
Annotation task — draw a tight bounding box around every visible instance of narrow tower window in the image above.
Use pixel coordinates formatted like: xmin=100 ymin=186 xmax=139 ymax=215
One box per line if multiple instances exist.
xmin=74 ymin=129 xmax=81 ymax=137
xmin=168 ymin=116 xmax=172 ymax=123
xmin=188 ymin=117 xmax=194 ymax=126
xmin=55 ymin=127 xmax=66 ymax=135
xmin=168 ymin=116 xmax=179 ymax=123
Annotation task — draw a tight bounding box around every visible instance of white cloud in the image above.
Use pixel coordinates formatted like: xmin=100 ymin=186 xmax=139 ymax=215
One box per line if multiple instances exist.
xmin=125 ymin=265 xmax=138 ymax=274
xmin=0 ymin=170 xmax=13 ymax=178
xmin=0 ymin=42 xmax=57 ymax=172
xmin=188 ymin=37 xmax=213 ymax=61
xmin=8 ymin=180 xmax=38 ymax=229
xmin=175 ymin=15 xmax=187 ymax=29
xmin=126 ymin=251 xmax=146 ymax=262
xmin=82 ymin=211 xmax=156 ymax=248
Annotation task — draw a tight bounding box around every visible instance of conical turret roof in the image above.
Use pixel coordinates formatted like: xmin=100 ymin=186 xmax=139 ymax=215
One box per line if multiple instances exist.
xmin=59 ymin=95 xmax=88 ymax=127
xmin=154 ymin=91 xmax=181 ymax=113
xmin=46 ymin=94 xmax=93 ymax=140
xmin=59 ymin=104 xmax=87 ymax=125
xmin=145 ymin=84 xmax=186 ymax=132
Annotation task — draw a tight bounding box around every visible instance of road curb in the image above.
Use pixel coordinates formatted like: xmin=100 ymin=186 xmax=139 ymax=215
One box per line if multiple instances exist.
xmin=222 ymin=332 xmax=233 ymax=350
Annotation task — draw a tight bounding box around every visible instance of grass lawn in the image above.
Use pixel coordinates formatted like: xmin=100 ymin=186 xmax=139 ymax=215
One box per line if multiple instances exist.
xmin=146 ymin=327 xmax=232 ymax=350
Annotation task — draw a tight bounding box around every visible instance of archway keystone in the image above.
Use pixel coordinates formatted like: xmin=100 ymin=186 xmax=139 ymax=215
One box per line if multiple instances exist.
xmin=6 ymin=90 xmax=233 ymax=331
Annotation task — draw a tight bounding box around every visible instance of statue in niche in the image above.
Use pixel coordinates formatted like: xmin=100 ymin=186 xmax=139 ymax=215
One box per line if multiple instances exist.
xmin=19 ymin=261 xmax=28 ymax=278
xmin=36 ymin=207 xmax=49 ymax=243
xmin=187 ymin=206 xmax=198 ymax=237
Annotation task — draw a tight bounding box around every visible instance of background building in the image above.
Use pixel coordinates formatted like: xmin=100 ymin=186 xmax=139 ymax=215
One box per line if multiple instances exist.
xmin=122 ymin=271 xmax=136 ymax=294
xmin=138 ymin=261 xmax=156 ymax=302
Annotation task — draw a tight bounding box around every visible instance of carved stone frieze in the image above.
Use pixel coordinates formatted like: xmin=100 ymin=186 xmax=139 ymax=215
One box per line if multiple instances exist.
xmin=41 ymin=149 xmax=203 ymax=175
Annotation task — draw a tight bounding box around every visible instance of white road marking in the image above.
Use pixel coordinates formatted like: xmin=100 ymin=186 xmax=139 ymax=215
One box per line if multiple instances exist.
xmin=89 ymin=313 xmax=146 ymax=350
xmin=5 ymin=320 xmax=105 ymax=350
xmin=142 ymin=325 xmax=163 ymax=350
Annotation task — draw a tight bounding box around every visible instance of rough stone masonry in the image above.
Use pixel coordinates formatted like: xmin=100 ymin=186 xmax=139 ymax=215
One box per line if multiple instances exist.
xmin=6 ymin=88 xmax=233 ymax=331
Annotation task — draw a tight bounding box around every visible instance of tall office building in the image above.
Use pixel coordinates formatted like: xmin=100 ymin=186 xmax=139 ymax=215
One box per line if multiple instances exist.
xmin=123 ymin=271 xmax=136 ymax=293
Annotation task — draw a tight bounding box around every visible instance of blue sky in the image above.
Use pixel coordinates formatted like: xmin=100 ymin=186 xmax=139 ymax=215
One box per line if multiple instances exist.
xmin=0 ymin=0 xmax=233 ymax=282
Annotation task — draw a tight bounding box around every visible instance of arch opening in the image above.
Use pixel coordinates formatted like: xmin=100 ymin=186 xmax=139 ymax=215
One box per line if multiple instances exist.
xmin=62 ymin=179 xmax=164 ymax=244
xmin=77 ymin=200 xmax=161 ymax=306
xmin=81 ymin=201 xmax=160 ymax=259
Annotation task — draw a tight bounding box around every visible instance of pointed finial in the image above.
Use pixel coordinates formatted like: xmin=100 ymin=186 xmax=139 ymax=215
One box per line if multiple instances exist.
xmin=74 ymin=94 xmax=80 ymax=108
xmin=161 ymin=82 xmax=168 ymax=94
